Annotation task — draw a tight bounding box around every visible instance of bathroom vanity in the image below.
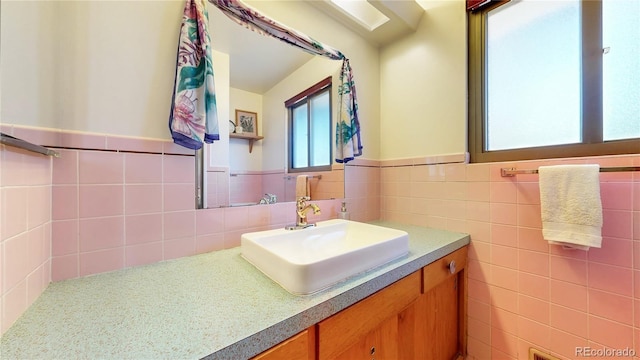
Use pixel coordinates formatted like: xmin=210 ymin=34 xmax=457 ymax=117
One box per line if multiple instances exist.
xmin=0 ymin=221 xmax=469 ymax=360
xmin=252 ymin=246 xmax=467 ymax=360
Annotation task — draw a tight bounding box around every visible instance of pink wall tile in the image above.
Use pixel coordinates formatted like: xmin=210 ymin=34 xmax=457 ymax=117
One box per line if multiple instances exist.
xmin=517 ymin=204 xmax=542 ymax=228
xmin=163 ymin=183 xmax=196 ymax=211
xmin=549 ymin=256 xmax=587 ymax=286
xmin=549 ymin=279 xmax=588 ymax=312
xmin=519 ymin=294 xmax=549 ymax=324
xmin=3 ymin=233 xmax=29 ymax=291
xmin=491 ymin=265 xmax=517 ymax=291
xmin=52 ymin=220 xmax=78 ymax=256
xmin=588 ymin=262 xmax=633 ymax=296
xmin=602 ymin=209 xmax=633 ymax=239
xmin=518 ymin=316 xmax=549 ymax=349
xmin=27 ymin=225 xmax=48 ymax=273
xmin=588 ymin=316 xmax=634 ymax=349
xmin=468 ymin=297 xmax=491 ymax=323
xmin=196 ymin=208 xmax=225 ymax=235
xmin=491 ymin=224 xmax=517 ymax=247
xmin=124 ymin=184 xmax=162 ymax=215
xmin=518 ymin=249 xmax=549 ymax=277
xmin=466 ymin=163 xmax=490 ymax=182
xmin=491 ymin=306 xmax=518 ymax=335
xmin=491 ymin=244 xmax=518 ymax=270
xmin=518 ymin=272 xmax=549 ymax=301
xmin=601 ymin=182 xmax=633 ymax=210
xmin=516 ymin=182 xmax=540 ymax=205
xmin=549 ymin=304 xmax=588 ymax=338
xmin=78 ymin=217 xmax=124 ymax=252
xmin=468 ymin=317 xmax=491 ymax=345
xmin=518 ymin=227 xmax=548 ymax=253
xmin=1 ymin=188 xmax=28 ymax=240
xmin=223 ymin=206 xmax=248 ymax=232
xmin=106 ymin=137 xmax=164 ymax=154
xmin=469 ymin=240 xmax=490 ymax=262
xmin=60 ymin=131 xmax=107 ymax=150
xmin=125 ymin=242 xmax=163 ymax=267
xmin=52 ymin=150 xmax=78 ymax=185
xmin=164 ymin=237 xmax=196 ymax=260
xmin=79 ymin=248 xmax=124 ymax=277
xmin=196 ymin=234 xmax=225 ymax=253
xmin=124 ymin=153 xmax=162 ymax=184
xmin=490 ymin=203 xmax=517 ymax=225
xmin=28 ymin=186 xmax=51 ymax=229
xmin=78 ymin=151 xmax=123 ymax=184
xmin=163 ymin=211 xmax=195 ymax=240
xmin=78 ymin=185 xmax=123 ymax=218
xmin=589 ymin=289 xmax=633 ymax=325
xmin=466 ymin=182 xmax=490 ymax=202
xmin=1 ymin=281 xmax=28 ymax=334
xmin=125 ymin=214 xmax=163 ymax=245
xmin=491 ymin=327 xmax=518 ymax=357
xmin=51 ymin=185 xmax=77 ymax=221
xmin=490 ymin=182 xmax=517 ymax=203
xmin=163 ymin=155 xmax=194 ymax=183
xmin=491 ymin=286 xmax=518 ymax=313
xmin=51 ymin=254 xmax=78 ymax=281
xmin=11 ymin=126 xmax=60 ymax=148
xmin=548 ymin=328 xmax=587 ymax=359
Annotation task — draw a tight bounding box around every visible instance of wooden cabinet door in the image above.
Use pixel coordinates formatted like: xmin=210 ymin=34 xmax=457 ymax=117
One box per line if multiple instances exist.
xmin=422 ymin=274 xmax=461 ymax=360
xmin=333 ymin=315 xmax=398 ymax=360
xmin=317 ymin=271 xmax=420 ymax=360
xmin=251 ymin=328 xmax=316 ymax=360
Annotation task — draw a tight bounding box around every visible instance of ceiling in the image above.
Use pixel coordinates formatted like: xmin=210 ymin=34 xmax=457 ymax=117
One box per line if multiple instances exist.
xmin=208 ymin=0 xmax=425 ymax=94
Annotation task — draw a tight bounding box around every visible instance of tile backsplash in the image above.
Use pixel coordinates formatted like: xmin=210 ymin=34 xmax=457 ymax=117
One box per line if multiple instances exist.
xmin=380 ymin=154 xmax=640 ymax=360
xmin=3 ymin=124 xmax=640 ymax=360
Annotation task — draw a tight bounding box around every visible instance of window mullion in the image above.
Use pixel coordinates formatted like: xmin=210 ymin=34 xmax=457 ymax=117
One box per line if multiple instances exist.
xmin=581 ymin=0 xmax=603 ymax=144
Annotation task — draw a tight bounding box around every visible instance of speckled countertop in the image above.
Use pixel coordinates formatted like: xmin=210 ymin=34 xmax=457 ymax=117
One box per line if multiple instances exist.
xmin=0 ymin=221 xmax=469 ymax=360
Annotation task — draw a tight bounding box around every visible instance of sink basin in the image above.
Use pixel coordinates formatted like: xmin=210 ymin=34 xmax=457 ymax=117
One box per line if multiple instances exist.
xmin=240 ymin=219 xmax=409 ymax=295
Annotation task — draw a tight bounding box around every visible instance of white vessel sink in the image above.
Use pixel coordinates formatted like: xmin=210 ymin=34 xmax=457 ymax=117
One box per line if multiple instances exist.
xmin=241 ymin=219 xmax=409 ymax=295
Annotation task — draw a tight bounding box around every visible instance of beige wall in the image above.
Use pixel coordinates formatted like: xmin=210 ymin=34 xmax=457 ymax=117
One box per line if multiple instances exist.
xmin=1 ymin=0 xmax=58 ymax=129
xmin=229 ymin=87 xmax=263 ymax=172
xmin=1 ymin=0 xmax=461 ymax=162
xmin=379 ymin=0 xmax=467 ymax=160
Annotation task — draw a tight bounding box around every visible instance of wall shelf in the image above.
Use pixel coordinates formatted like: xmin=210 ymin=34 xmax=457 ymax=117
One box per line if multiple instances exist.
xmin=229 ymin=133 xmax=264 ymax=153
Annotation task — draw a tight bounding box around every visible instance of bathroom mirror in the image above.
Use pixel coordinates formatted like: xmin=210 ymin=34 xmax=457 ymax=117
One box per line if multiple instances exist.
xmin=204 ymin=1 xmax=347 ymax=208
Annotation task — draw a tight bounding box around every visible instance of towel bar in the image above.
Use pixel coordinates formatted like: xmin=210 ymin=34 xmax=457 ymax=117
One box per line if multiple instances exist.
xmin=501 ymin=166 xmax=640 ymax=177
xmin=283 ymin=175 xmax=322 ymax=180
xmin=0 ymin=132 xmax=60 ymax=157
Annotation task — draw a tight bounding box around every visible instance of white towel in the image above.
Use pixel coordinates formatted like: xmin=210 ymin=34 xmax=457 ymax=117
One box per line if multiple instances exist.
xmin=295 ymin=175 xmax=310 ymax=198
xmin=539 ymin=164 xmax=603 ymax=250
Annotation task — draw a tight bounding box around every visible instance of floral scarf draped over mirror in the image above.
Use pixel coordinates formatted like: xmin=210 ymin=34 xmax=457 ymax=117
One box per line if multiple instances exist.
xmin=207 ymin=0 xmax=362 ymax=162
xmin=169 ymin=0 xmax=220 ymax=150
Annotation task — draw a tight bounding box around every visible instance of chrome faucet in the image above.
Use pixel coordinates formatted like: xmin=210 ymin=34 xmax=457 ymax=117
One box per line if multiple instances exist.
xmin=286 ymin=196 xmax=321 ymax=230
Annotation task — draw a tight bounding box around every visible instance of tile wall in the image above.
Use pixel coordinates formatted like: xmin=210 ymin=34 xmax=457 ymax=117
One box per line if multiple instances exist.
xmin=0 ymin=125 xmax=342 ymax=335
xmin=0 ymin=145 xmax=52 ymax=334
xmin=380 ymin=154 xmax=640 ymax=360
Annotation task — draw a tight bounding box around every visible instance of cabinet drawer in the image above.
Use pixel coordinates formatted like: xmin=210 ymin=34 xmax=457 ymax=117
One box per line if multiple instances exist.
xmin=317 ymin=271 xmax=421 ymax=360
xmin=422 ymin=246 xmax=468 ymax=293
xmin=251 ymin=328 xmax=316 ymax=360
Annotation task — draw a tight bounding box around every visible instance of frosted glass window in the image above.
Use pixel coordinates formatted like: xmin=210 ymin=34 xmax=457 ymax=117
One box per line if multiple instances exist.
xmin=292 ymin=104 xmax=309 ymax=168
xmin=310 ymin=91 xmax=331 ymax=167
xmin=486 ymin=0 xmax=581 ymax=151
xmin=603 ymin=0 xmax=640 ymax=141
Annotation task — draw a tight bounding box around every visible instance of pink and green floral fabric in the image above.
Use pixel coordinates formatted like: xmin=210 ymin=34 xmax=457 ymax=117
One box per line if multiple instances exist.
xmin=169 ymin=0 xmax=220 ymax=150
xmin=208 ymin=0 xmax=362 ymax=163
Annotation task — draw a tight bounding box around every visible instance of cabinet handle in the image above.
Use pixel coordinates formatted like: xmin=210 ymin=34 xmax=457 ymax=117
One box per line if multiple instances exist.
xmin=448 ymin=260 xmax=456 ymax=274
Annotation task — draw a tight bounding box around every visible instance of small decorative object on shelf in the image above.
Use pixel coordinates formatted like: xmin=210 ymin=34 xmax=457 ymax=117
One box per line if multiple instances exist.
xmin=231 ymin=109 xmax=262 ymax=153
xmin=235 ymin=109 xmax=258 ymax=137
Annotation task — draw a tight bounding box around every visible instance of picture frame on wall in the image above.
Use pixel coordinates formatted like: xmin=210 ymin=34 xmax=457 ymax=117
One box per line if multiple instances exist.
xmin=235 ymin=110 xmax=258 ymax=137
